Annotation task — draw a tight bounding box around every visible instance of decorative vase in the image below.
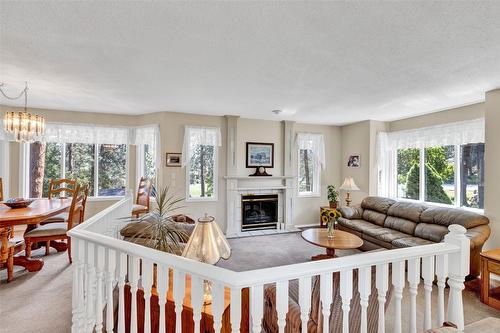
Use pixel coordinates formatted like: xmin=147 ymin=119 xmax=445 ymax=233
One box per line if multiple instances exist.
xmin=329 ymin=201 xmax=338 ymax=209
xmin=327 ymin=221 xmax=335 ymax=239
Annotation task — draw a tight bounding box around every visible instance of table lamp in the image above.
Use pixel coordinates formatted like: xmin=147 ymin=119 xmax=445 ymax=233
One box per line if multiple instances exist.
xmin=339 ymin=177 xmax=360 ymax=206
xmin=182 ymin=214 xmax=231 ymax=303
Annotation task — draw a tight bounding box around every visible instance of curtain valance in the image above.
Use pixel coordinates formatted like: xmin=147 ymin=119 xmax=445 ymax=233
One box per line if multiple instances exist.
xmin=181 ymin=126 xmax=222 ymax=167
xmin=296 ymin=132 xmax=326 ymax=169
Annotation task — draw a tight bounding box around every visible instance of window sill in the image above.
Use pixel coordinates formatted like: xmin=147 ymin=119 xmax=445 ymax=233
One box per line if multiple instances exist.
xmin=297 ymin=193 xmax=321 ymax=198
xmin=395 ymin=197 xmax=484 ymax=214
xmin=87 ymin=196 xmax=125 ymax=202
xmin=186 ymin=197 xmax=218 ymax=203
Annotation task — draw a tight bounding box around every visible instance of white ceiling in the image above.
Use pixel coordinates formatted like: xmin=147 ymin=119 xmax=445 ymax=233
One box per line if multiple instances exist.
xmin=1 ymin=1 xmax=500 ymax=125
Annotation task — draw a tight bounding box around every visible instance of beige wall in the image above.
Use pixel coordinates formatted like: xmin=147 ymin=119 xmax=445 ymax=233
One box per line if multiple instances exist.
xmin=485 ymin=89 xmax=500 ymax=250
xmin=340 ymin=121 xmax=371 ymax=205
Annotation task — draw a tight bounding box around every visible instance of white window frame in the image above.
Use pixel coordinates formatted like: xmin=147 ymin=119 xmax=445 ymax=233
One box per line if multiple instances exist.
xmin=297 ymin=147 xmax=321 ymax=198
xmin=22 ymin=142 xmax=129 ymax=200
xmin=395 ymin=143 xmax=484 ymax=213
xmin=185 ymin=142 xmax=219 ymax=202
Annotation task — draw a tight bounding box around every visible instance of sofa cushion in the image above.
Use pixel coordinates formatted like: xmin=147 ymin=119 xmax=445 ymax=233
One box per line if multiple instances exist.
xmin=414 ymin=223 xmax=449 ymax=242
xmin=392 ymin=236 xmax=434 ymax=248
xmin=338 ymin=205 xmax=363 ymax=219
xmin=361 ymin=196 xmax=396 ymax=214
xmin=375 ymin=229 xmax=410 ymax=243
xmin=420 ymin=206 xmax=489 ymax=228
xmin=384 ymin=216 xmax=418 ymax=235
xmin=387 ymin=201 xmax=427 ymax=223
xmin=362 ymin=209 xmax=387 ymax=226
xmin=337 ymin=218 xmax=375 ymax=233
xmin=362 ymin=224 xmax=391 ymax=238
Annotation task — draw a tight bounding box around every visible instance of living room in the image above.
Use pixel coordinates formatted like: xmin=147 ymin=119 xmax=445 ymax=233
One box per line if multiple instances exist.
xmin=1 ymin=2 xmax=500 ymax=333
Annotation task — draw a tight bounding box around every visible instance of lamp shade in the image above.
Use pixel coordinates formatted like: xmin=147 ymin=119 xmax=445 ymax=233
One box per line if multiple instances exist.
xmin=182 ymin=214 xmax=231 ymax=265
xmin=339 ymin=177 xmax=360 ymax=191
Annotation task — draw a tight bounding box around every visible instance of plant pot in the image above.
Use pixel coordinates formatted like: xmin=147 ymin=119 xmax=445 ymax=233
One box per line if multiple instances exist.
xmin=329 ymin=201 xmax=338 ymax=209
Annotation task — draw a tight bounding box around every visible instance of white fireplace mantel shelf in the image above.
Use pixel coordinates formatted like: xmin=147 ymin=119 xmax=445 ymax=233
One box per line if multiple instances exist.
xmin=235 ymin=186 xmax=287 ymax=191
xmin=224 ymin=175 xmax=294 ymax=180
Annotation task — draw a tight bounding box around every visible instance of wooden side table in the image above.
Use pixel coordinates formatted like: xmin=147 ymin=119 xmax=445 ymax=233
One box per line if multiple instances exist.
xmin=320 ymin=206 xmax=338 ymax=227
xmin=480 ymin=249 xmax=500 ymax=310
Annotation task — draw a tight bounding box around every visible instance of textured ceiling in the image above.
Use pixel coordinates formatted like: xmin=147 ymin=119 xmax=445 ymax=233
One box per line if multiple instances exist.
xmin=1 ymin=1 xmax=500 ymax=125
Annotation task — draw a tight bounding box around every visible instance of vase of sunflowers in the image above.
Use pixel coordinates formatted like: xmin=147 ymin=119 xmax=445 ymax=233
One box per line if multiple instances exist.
xmin=326 ymin=209 xmax=341 ymax=239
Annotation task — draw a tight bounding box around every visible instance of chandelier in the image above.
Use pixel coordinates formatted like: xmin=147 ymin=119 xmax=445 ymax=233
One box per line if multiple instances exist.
xmin=1 ymin=82 xmax=45 ymax=142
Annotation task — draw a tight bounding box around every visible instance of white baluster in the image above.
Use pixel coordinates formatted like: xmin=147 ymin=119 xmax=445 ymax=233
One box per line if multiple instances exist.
xmin=212 ymin=282 xmax=225 ymax=333
xmin=142 ymin=259 xmax=153 ymax=333
xmin=435 ymin=254 xmax=448 ymax=327
xmin=250 ymin=285 xmax=264 ymax=333
xmin=95 ymin=245 xmax=105 ymax=332
xmin=86 ymin=242 xmax=96 ymax=332
xmin=116 ymin=252 xmax=127 ymax=333
xmin=276 ymin=280 xmax=289 ymax=333
xmin=105 ymin=248 xmax=116 ymax=333
xmin=358 ymin=267 xmax=371 ymax=333
xmin=298 ymin=276 xmax=312 ymax=333
xmin=340 ymin=270 xmax=353 ymax=333
xmin=190 ymin=275 xmax=204 ymax=333
xmin=172 ymin=270 xmax=186 ymax=333
xmin=422 ymin=256 xmax=435 ymax=330
xmin=71 ymin=238 xmax=81 ymax=333
xmin=230 ymin=287 xmax=242 ymax=333
xmin=408 ymin=258 xmax=420 ymax=333
xmin=129 ymin=255 xmax=140 ymax=333
xmin=320 ymin=273 xmax=333 ymax=333
xmin=391 ymin=261 xmax=405 ymax=333
xmin=156 ymin=264 xmax=169 ymax=333
xmin=444 ymin=225 xmax=469 ymax=331
xmin=376 ymin=263 xmax=389 ymax=333
xmin=77 ymin=239 xmax=86 ymax=333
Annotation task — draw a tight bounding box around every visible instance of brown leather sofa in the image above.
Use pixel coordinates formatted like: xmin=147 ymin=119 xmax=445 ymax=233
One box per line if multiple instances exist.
xmin=338 ymin=196 xmax=490 ymax=278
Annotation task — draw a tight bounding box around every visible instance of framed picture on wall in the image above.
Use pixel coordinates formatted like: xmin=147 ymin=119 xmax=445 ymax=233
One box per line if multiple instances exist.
xmin=166 ymin=152 xmax=182 ymax=167
xmin=246 ymin=142 xmax=274 ymax=168
xmin=347 ymin=154 xmax=361 ymax=168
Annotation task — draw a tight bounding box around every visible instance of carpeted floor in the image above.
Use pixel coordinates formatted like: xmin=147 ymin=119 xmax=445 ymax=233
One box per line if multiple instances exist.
xmin=0 ymin=232 xmax=498 ymax=333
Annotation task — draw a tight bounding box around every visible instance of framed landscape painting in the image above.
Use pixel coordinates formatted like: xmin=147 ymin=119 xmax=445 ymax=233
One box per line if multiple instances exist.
xmin=246 ymin=142 xmax=274 ymax=168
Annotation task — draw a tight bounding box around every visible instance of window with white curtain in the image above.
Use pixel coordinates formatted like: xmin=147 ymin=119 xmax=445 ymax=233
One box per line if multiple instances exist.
xmin=297 ymin=133 xmax=325 ymax=197
xmin=182 ymin=126 xmax=221 ymax=201
xmin=378 ymin=119 xmax=485 ymax=210
xmin=134 ymin=125 xmax=160 ymax=184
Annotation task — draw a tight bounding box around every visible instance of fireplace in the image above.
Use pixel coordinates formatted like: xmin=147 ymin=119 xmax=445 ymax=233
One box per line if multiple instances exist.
xmin=241 ymin=194 xmax=278 ymax=231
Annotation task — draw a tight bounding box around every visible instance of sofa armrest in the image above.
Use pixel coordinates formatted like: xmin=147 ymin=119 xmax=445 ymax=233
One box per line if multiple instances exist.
xmin=338 ymin=205 xmax=363 ymax=219
xmin=465 ymin=224 xmax=491 ymax=250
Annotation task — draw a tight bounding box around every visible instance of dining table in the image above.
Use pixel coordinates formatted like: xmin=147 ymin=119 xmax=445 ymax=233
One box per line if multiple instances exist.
xmin=0 ymin=198 xmax=72 ymax=272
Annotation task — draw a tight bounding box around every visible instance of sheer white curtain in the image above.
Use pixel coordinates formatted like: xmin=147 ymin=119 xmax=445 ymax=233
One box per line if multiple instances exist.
xmin=132 ymin=125 xmax=161 ymax=172
xmin=181 ymin=126 xmax=222 ymax=167
xmin=377 ymin=118 xmax=485 ymax=197
xmin=43 ymin=122 xmax=130 ymax=144
xmin=296 ymin=132 xmax=326 ymax=169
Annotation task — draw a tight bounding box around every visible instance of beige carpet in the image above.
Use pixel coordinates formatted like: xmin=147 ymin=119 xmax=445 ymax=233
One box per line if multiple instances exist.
xmin=0 ymin=233 xmax=498 ymax=333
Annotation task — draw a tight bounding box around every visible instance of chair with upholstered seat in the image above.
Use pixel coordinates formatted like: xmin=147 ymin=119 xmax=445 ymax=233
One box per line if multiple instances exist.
xmin=41 ymin=178 xmax=78 ymax=224
xmin=132 ymin=177 xmax=152 ymax=218
xmin=24 ymin=184 xmax=88 ymax=263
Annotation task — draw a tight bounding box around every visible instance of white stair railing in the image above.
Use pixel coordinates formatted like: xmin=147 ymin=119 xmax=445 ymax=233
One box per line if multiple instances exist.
xmin=68 ymin=195 xmax=470 ymax=333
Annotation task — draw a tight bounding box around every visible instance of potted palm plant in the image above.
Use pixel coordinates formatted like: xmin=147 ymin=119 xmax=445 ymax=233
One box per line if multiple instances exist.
xmin=327 ymin=185 xmax=339 ymax=209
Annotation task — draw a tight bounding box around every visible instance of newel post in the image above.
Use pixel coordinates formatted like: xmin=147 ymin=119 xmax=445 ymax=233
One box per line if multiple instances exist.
xmin=444 ymin=224 xmax=470 ymax=330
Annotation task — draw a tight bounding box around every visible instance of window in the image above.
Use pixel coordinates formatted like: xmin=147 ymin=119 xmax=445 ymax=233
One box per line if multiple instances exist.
xmin=135 ymin=126 xmax=159 ymax=184
xmin=395 ymin=143 xmax=484 ymax=209
xmin=184 ymin=126 xmax=220 ymax=201
xmin=297 ymin=133 xmax=324 ymax=197
xmin=28 ymin=142 xmax=127 ymax=198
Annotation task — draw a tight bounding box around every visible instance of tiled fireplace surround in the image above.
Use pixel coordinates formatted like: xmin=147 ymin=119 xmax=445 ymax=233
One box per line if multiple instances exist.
xmin=224 ymin=117 xmax=297 ymax=237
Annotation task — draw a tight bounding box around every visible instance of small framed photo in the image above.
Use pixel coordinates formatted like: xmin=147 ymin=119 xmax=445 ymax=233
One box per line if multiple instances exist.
xmin=246 ymin=142 xmax=274 ymax=168
xmin=166 ymin=153 xmax=182 ymax=167
xmin=347 ymin=154 xmax=361 ymax=168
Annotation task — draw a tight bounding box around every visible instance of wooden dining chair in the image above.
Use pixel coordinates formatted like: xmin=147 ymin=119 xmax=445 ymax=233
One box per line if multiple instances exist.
xmin=41 ymin=178 xmax=78 ymax=224
xmin=132 ymin=177 xmax=152 ymax=217
xmin=24 ymin=184 xmax=89 ymax=263
xmin=0 ymin=227 xmax=24 ymax=282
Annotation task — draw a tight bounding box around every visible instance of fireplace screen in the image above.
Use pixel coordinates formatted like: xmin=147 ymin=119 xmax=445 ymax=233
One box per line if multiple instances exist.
xmin=241 ymin=194 xmax=278 ymax=231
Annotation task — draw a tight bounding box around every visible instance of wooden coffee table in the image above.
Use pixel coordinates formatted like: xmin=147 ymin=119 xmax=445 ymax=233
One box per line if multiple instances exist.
xmin=301 ymin=228 xmax=363 ymax=260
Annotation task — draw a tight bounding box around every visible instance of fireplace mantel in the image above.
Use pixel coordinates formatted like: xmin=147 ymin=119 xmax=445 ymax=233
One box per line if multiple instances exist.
xmin=224 ymin=175 xmax=294 ymax=180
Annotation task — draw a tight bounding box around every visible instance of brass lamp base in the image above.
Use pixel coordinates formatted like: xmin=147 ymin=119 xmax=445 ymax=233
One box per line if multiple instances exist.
xmin=345 ymin=192 xmax=352 ymax=206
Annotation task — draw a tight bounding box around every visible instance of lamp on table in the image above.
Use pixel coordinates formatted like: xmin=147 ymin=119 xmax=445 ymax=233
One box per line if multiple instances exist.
xmin=339 ymin=177 xmax=360 ymax=206
xmin=182 ymin=214 xmax=231 ymax=304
